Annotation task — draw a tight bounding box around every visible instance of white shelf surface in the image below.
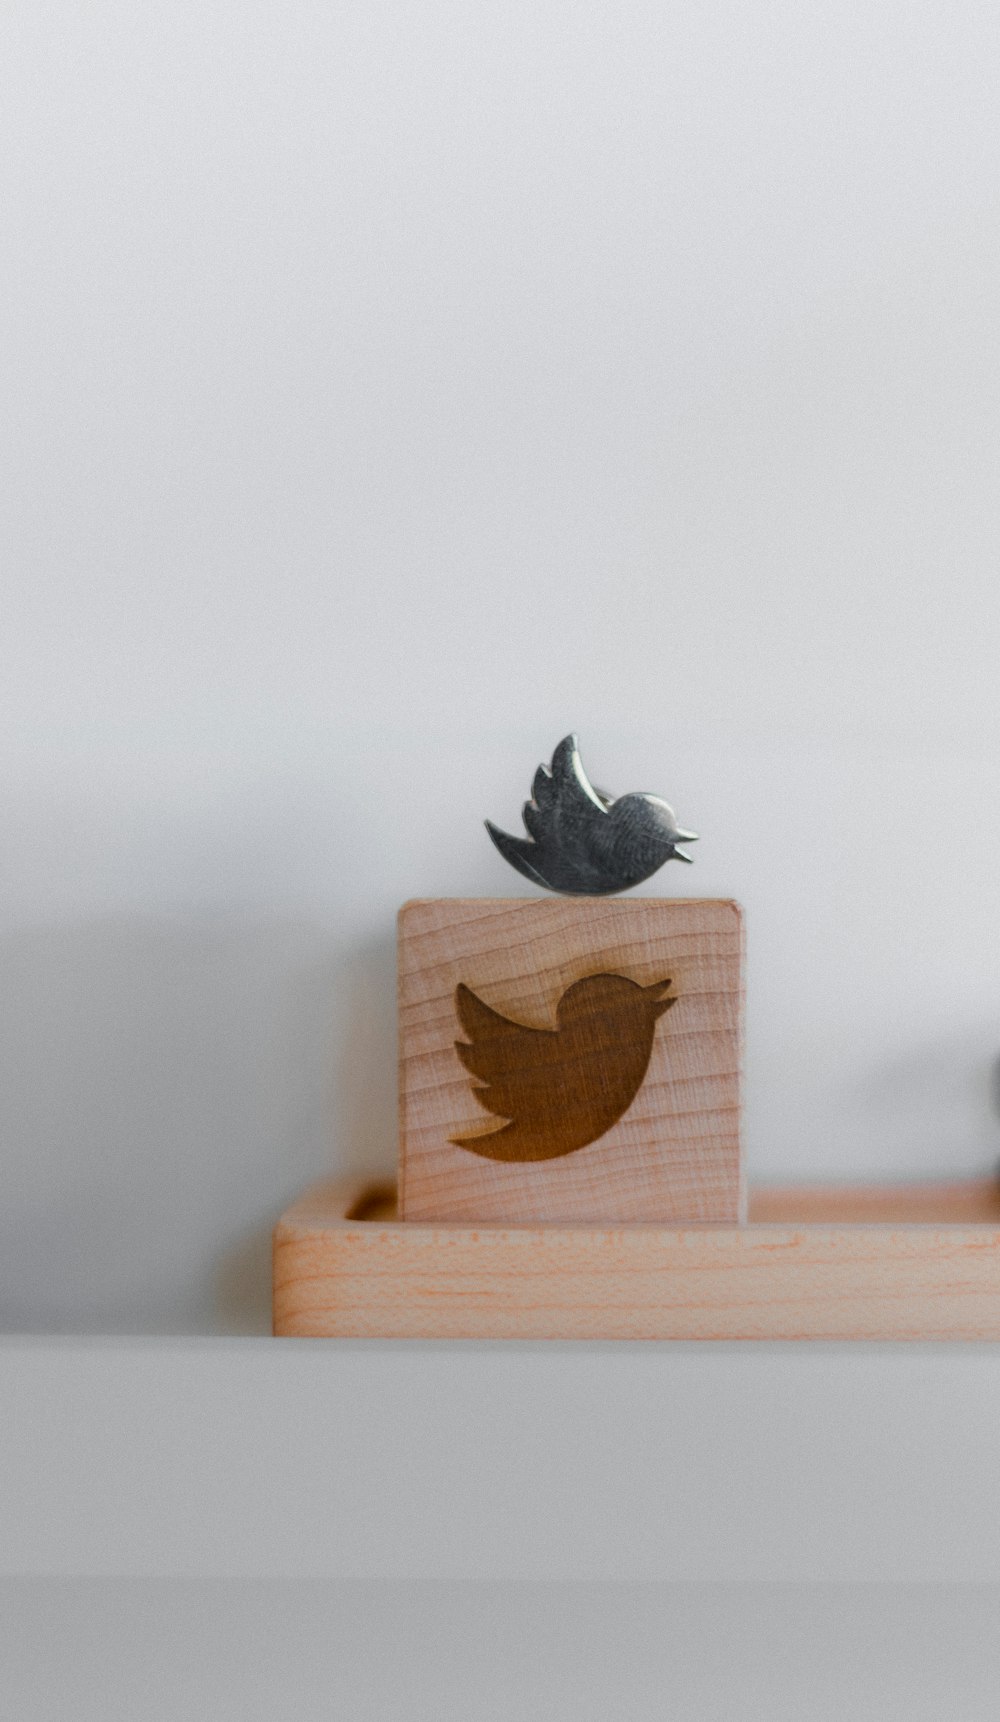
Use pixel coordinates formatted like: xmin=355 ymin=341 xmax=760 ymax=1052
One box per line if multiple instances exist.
xmin=4 ymin=1336 xmax=1000 ymax=1580
xmin=6 ymin=1579 xmax=1000 ymax=1722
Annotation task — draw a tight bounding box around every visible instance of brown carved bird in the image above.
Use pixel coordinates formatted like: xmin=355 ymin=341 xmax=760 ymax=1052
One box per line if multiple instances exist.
xmin=451 ymin=973 xmax=676 ymax=1161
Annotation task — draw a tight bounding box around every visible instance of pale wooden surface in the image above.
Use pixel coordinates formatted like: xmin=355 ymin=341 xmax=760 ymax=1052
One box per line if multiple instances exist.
xmin=397 ymin=897 xmax=745 ymax=1224
xmin=273 ymin=1175 xmax=1000 ymax=1340
xmin=751 ymin=1178 xmax=1000 ymax=1225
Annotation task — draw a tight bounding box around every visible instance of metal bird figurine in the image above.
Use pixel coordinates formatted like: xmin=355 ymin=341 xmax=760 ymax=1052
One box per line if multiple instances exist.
xmin=485 ymin=734 xmax=697 ymax=895
xmin=452 ymin=973 xmax=676 ymax=1161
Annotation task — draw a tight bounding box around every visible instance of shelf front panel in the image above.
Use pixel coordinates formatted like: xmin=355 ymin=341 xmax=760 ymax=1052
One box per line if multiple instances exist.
xmin=3 ymin=1337 xmax=1000 ymax=1580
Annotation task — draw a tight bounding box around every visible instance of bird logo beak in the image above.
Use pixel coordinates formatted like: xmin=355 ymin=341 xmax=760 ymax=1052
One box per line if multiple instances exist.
xmin=644 ymin=979 xmax=676 ymax=1017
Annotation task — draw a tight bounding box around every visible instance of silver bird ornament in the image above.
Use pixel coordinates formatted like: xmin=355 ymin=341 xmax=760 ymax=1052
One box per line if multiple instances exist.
xmin=485 ymin=734 xmax=698 ymax=895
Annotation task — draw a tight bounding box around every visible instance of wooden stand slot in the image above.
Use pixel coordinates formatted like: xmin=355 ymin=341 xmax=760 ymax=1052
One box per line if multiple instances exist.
xmin=273 ymin=1176 xmax=1000 ymax=1341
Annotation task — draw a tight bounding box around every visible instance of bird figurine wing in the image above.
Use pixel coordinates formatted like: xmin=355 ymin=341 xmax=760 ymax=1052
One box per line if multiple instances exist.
xmin=453 ymin=982 xmax=557 ymax=1122
xmin=485 ymin=734 xmax=610 ymax=891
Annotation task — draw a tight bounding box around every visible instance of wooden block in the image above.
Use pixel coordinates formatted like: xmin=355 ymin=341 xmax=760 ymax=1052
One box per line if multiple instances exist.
xmin=273 ymin=1175 xmax=1000 ymax=1340
xmin=397 ymin=896 xmax=745 ymax=1224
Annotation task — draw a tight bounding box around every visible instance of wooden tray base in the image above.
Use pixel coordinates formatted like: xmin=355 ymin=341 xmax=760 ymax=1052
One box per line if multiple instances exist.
xmin=273 ymin=1176 xmax=1000 ymax=1340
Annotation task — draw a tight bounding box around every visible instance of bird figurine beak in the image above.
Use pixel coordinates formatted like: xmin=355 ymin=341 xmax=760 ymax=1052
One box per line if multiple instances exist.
xmin=671 ymin=828 xmax=698 ymax=862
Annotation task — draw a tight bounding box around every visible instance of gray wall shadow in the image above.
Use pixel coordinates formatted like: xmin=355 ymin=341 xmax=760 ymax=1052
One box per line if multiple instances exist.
xmin=0 ymin=914 xmax=396 ymax=1335
xmin=841 ymin=1032 xmax=1000 ymax=1179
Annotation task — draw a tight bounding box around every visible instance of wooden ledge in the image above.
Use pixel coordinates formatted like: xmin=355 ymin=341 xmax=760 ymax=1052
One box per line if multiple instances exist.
xmin=273 ymin=1176 xmax=1000 ymax=1341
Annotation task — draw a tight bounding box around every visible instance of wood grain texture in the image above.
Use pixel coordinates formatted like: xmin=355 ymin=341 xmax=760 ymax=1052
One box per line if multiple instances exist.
xmin=273 ymin=1176 xmax=1000 ymax=1340
xmin=398 ymin=897 xmax=745 ymax=1224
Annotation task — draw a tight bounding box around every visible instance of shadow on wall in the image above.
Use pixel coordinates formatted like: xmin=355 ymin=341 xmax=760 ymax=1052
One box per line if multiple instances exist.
xmin=0 ymin=914 xmax=396 ymax=1335
xmin=6 ymin=913 xmax=999 ymax=1336
xmin=841 ymin=1033 xmax=1000 ymax=1180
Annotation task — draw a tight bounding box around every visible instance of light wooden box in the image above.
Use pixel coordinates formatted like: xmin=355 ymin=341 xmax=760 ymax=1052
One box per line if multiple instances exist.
xmin=273 ymin=1175 xmax=1000 ymax=1341
xmin=398 ymin=897 xmax=745 ymax=1225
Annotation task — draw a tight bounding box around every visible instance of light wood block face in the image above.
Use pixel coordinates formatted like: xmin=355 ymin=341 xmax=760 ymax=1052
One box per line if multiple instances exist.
xmin=273 ymin=1176 xmax=1000 ymax=1340
xmin=397 ymin=897 xmax=745 ymax=1224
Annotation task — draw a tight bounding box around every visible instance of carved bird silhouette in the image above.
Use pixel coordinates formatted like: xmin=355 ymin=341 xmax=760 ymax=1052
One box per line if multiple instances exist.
xmin=450 ymin=973 xmax=676 ymax=1161
xmin=485 ymin=734 xmax=697 ymax=895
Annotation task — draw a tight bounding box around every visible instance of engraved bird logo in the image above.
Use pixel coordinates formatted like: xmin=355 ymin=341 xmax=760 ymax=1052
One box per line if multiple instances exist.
xmin=485 ymin=734 xmax=697 ymax=895
xmin=451 ymin=973 xmax=677 ymax=1161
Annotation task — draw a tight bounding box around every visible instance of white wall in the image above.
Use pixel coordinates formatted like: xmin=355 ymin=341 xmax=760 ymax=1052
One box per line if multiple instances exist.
xmin=3 ymin=0 xmax=1000 ymax=1331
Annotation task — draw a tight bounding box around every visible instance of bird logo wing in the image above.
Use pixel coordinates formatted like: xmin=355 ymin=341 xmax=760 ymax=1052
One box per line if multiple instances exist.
xmin=452 ymin=982 xmax=556 ymax=1126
